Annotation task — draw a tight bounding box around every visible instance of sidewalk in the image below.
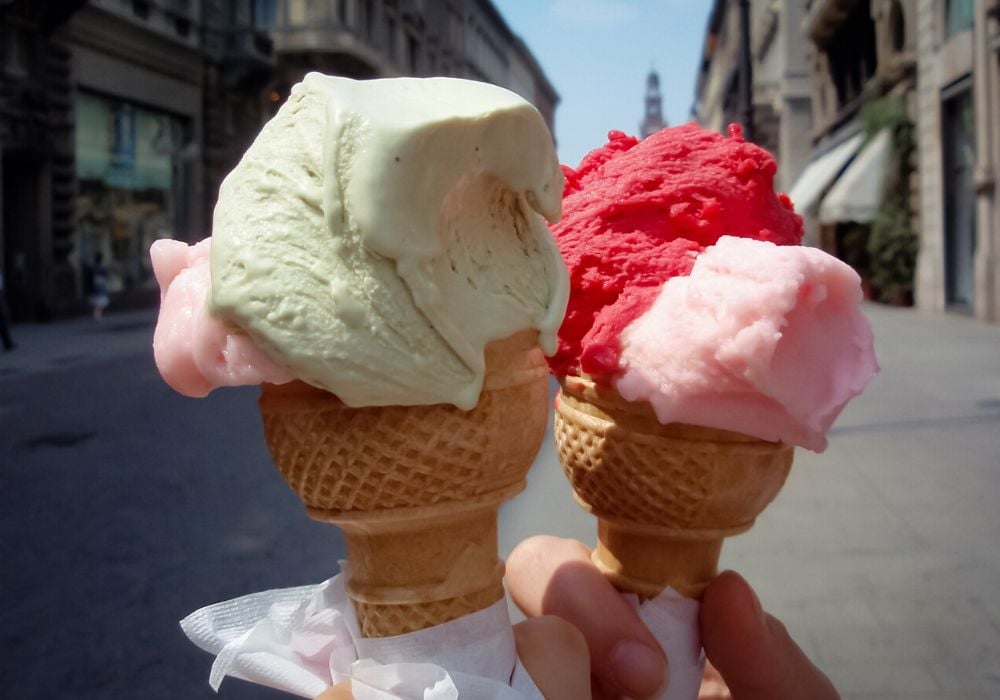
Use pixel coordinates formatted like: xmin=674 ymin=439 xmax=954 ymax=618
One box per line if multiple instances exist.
xmin=723 ymin=304 xmax=1000 ymax=699
xmin=0 ymin=308 xmax=158 ymax=382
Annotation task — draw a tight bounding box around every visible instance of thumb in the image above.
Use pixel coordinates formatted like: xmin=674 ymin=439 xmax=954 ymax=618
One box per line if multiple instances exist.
xmin=700 ymin=571 xmax=839 ymax=700
xmin=315 ymin=681 xmax=353 ymax=700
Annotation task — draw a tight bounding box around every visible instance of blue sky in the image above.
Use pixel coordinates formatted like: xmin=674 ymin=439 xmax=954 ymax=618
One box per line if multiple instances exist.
xmin=493 ymin=1 xmax=713 ymax=167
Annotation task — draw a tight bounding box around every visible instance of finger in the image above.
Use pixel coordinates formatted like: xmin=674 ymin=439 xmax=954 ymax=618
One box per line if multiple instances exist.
xmin=314 ymin=680 xmax=353 ymax=700
xmin=507 ymin=535 xmax=667 ymax=699
xmin=698 ymin=660 xmax=732 ymax=699
xmin=514 ymin=615 xmax=592 ymax=700
xmin=700 ymin=571 xmax=839 ymax=700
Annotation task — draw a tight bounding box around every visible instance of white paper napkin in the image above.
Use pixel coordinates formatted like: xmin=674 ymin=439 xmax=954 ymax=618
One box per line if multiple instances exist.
xmin=180 ymin=566 xmax=542 ymax=700
xmin=626 ymin=588 xmax=705 ymax=700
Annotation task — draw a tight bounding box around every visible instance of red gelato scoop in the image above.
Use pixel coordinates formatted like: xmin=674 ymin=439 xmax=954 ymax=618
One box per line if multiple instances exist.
xmin=550 ymin=124 xmax=804 ymax=380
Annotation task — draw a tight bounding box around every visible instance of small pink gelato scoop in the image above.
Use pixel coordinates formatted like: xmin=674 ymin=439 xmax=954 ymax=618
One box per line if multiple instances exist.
xmin=614 ymin=236 xmax=878 ymax=452
xmin=151 ymin=238 xmax=292 ymax=397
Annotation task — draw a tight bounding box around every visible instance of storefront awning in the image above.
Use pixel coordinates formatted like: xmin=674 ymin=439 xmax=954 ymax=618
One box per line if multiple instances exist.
xmin=819 ymin=129 xmax=891 ymax=224
xmin=786 ymin=132 xmax=865 ymax=215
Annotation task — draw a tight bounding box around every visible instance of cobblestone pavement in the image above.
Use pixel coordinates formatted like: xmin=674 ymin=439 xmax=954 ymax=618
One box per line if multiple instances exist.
xmin=2 ymin=303 xmax=999 ymax=698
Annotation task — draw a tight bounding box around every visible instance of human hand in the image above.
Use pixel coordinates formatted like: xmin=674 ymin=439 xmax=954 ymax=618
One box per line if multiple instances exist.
xmin=506 ymin=536 xmax=840 ymax=700
xmin=314 ymin=680 xmax=352 ymax=699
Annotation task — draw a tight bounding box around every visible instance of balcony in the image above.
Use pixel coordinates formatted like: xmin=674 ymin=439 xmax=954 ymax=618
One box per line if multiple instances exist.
xmin=267 ymin=2 xmax=389 ymax=77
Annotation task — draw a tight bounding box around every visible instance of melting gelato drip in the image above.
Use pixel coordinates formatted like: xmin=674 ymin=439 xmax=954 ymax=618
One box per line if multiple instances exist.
xmin=154 ymin=74 xmax=568 ymax=409
xmin=152 ymin=238 xmax=292 ymax=397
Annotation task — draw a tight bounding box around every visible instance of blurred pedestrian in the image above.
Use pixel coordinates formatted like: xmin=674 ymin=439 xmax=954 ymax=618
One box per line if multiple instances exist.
xmin=89 ymin=252 xmax=110 ymax=321
xmin=0 ymin=270 xmax=14 ymax=351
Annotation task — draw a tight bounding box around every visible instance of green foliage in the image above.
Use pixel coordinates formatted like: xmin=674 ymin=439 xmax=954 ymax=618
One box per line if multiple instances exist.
xmin=859 ymin=96 xmax=918 ymax=304
xmin=869 ymin=200 xmax=918 ymax=304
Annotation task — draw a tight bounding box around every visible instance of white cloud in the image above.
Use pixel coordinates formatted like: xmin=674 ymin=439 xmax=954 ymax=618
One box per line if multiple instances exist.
xmin=550 ymin=0 xmax=641 ymax=27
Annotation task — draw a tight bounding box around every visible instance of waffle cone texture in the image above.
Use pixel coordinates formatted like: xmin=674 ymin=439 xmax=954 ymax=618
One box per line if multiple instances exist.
xmin=259 ymin=330 xmax=549 ymax=636
xmin=554 ymin=375 xmax=793 ymax=599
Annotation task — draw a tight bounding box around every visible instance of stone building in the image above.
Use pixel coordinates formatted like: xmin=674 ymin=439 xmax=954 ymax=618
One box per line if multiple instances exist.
xmin=0 ymin=0 xmax=557 ymax=321
xmin=913 ymin=0 xmax=1000 ymax=320
xmin=2 ymin=1 xmax=90 ymax=321
xmin=795 ymin=0 xmax=1000 ymax=319
xmin=692 ymin=0 xmax=813 ymax=194
xmin=792 ymin=0 xmax=918 ymax=301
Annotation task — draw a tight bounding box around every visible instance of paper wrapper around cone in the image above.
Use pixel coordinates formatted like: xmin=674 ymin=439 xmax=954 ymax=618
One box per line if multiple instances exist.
xmin=259 ymin=330 xmax=549 ymax=637
xmin=554 ymin=375 xmax=793 ymax=600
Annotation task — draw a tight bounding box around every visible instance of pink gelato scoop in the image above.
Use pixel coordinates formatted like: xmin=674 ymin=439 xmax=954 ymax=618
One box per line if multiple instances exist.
xmin=151 ymin=238 xmax=292 ymax=397
xmin=614 ymin=236 xmax=878 ymax=452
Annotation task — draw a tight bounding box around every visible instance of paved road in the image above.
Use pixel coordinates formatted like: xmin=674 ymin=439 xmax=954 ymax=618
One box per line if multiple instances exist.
xmin=0 ymin=312 xmax=336 ymax=700
xmin=1 ymin=303 xmax=999 ymax=699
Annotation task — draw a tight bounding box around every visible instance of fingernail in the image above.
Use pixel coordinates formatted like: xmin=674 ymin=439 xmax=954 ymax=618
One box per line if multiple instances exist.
xmin=609 ymin=640 xmax=667 ymax=699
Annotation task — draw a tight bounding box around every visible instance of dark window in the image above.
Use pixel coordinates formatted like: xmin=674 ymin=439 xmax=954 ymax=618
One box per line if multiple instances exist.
xmin=338 ymin=0 xmax=348 ymax=25
xmin=386 ymin=17 xmax=397 ymax=60
xmin=363 ymin=0 xmax=375 ymax=38
xmin=132 ymin=0 xmax=150 ymax=20
xmin=890 ymin=1 xmax=905 ymax=52
xmin=175 ymin=17 xmax=191 ymax=37
xmin=408 ymin=35 xmax=420 ymax=73
xmin=824 ymin=0 xmax=877 ymax=108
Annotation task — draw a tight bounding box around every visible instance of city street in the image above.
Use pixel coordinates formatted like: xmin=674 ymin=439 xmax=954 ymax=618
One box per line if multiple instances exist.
xmin=1 ymin=303 xmax=998 ymax=699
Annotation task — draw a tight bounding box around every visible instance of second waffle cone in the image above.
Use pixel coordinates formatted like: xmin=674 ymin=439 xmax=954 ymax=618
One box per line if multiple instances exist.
xmin=554 ymin=375 xmax=793 ymax=599
xmin=259 ymin=330 xmax=548 ymax=636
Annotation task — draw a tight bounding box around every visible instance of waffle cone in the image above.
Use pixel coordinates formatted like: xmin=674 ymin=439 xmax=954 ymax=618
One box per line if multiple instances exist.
xmin=554 ymin=375 xmax=793 ymax=599
xmin=259 ymin=330 xmax=549 ymax=636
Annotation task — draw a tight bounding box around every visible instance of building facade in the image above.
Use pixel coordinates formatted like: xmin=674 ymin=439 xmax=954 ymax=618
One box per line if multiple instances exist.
xmin=0 ymin=0 xmax=558 ymax=321
xmin=795 ymin=0 xmax=919 ymax=304
xmin=692 ymin=0 xmax=814 ymax=194
xmin=914 ymin=0 xmax=1000 ymax=320
xmin=796 ymin=0 xmax=1000 ymax=319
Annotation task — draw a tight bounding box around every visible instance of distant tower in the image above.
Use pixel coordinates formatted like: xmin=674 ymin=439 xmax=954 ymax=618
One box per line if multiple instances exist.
xmin=640 ymin=69 xmax=667 ymax=138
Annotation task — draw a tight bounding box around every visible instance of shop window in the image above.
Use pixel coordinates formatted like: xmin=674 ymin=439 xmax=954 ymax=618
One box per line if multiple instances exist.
xmin=74 ymin=92 xmax=187 ymax=298
xmin=945 ymin=0 xmax=974 ymax=37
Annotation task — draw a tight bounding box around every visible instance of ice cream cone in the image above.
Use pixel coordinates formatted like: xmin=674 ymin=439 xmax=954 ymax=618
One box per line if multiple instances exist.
xmin=258 ymin=330 xmax=548 ymax=637
xmin=554 ymin=375 xmax=793 ymax=600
